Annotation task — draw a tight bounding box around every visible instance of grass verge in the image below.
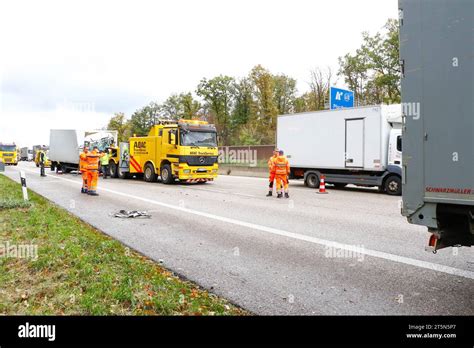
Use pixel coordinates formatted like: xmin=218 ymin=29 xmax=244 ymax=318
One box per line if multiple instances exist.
xmin=0 ymin=174 xmax=246 ymax=315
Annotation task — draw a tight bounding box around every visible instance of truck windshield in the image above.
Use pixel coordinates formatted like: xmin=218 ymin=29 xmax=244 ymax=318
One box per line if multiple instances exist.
xmin=0 ymin=145 xmax=16 ymax=152
xmin=180 ymin=131 xmax=217 ymax=147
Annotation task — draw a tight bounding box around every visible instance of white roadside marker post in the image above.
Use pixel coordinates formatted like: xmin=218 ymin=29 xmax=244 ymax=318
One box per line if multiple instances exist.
xmin=20 ymin=171 xmax=28 ymax=201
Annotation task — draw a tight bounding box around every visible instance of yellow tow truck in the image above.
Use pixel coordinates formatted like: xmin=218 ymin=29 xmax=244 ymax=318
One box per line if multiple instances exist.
xmin=109 ymin=119 xmax=219 ymax=184
xmin=0 ymin=143 xmax=18 ymax=165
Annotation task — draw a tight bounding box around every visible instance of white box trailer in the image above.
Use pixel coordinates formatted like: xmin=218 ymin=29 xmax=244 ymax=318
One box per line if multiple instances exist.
xmin=20 ymin=147 xmax=29 ymax=161
xmin=49 ymin=129 xmax=117 ymax=172
xmin=277 ymin=104 xmax=403 ymax=195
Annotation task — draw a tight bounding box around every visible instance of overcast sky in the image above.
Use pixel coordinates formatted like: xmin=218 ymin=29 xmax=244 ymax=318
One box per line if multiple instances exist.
xmin=0 ymin=0 xmax=397 ymax=147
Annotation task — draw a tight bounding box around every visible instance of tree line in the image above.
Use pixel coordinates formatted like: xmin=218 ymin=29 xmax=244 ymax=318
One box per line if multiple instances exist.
xmin=107 ymin=18 xmax=400 ymax=146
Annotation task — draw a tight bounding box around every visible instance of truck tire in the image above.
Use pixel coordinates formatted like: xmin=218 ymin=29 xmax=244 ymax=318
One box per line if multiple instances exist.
xmin=304 ymin=173 xmax=320 ymax=188
xmin=118 ymin=166 xmax=129 ymax=179
xmin=384 ymin=175 xmax=402 ymax=196
xmin=109 ymin=161 xmax=118 ymax=178
xmin=144 ymin=163 xmax=157 ymax=182
xmin=160 ymin=164 xmax=174 ymax=184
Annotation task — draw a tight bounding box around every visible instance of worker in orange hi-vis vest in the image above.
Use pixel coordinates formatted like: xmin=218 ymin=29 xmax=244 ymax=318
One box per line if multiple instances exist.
xmin=266 ymin=149 xmax=279 ymax=197
xmin=273 ymin=149 xmax=290 ymax=199
xmin=79 ymin=146 xmax=90 ymax=193
xmin=86 ymin=146 xmax=101 ymax=196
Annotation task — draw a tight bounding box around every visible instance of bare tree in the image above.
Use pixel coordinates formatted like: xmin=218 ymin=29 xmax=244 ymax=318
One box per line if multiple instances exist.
xmin=308 ymin=67 xmax=333 ymax=110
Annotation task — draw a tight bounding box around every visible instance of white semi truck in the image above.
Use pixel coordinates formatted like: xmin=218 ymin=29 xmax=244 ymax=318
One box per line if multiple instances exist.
xmin=49 ymin=129 xmax=117 ymax=172
xmin=20 ymin=147 xmax=29 ymax=161
xmin=277 ymin=104 xmax=403 ymax=195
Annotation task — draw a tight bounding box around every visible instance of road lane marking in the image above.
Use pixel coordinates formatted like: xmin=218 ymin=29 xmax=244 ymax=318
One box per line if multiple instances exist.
xmin=9 ymin=167 xmax=474 ymax=280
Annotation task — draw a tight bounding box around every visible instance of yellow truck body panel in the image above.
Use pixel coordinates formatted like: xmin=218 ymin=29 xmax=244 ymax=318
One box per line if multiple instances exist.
xmin=34 ymin=150 xmax=51 ymax=168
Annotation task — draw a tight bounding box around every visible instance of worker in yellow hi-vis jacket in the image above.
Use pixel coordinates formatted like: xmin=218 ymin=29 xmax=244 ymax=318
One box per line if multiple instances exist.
xmin=100 ymin=149 xmax=111 ymax=179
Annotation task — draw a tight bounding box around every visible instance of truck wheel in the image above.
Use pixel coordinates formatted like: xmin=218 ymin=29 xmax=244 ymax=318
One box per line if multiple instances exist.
xmin=109 ymin=161 xmax=118 ymax=178
xmin=160 ymin=164 xmax=174 ymax=184
xmin=384 ymin=175 xmax=402 ymax=196
xmin=144 ymin=163 xmax=157 ymax=182
xmin=118 ymin=167 xmax=129 ymax=179
xmin=304 ymin=173 xmax=320 ymax=188
xmin=36 ymin=163 xmax=39 ymax=168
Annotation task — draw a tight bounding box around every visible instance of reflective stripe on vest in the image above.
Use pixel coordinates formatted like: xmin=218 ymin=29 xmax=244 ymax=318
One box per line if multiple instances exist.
xmin=273 ymin=157 xmax=288 ymax=175
xmin=86 ymin=153 xmax=100 ymax=170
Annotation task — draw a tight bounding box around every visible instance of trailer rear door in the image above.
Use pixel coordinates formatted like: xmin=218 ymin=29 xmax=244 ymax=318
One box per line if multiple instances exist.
xmin=345 ymin=118 xmax=364 ymax=168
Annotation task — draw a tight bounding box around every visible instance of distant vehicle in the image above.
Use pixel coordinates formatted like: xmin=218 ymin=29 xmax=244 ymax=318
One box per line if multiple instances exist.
xmin=0 ymin=143 xmax=18 ymax=166
xmin=20 ymin=147 xmax=29 ymax=161
xmin=27 ymin=149 xmax=34 ymax=161
xmin=400 ymin=0 xmax=473 ymax=250
xmin=33 ymin=145 xmax=50 ymax=168
xmin=277 ymin=105 xmax=402 ymax=195
xmin=110 ymin=119 xmax=219 ymax=184
xmin=49 ymin=129 xmax=117 ymax=172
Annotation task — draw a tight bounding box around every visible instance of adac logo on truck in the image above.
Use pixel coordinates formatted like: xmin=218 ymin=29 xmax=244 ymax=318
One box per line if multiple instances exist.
xmin=133 ymin=141 xmax=148 ymax=155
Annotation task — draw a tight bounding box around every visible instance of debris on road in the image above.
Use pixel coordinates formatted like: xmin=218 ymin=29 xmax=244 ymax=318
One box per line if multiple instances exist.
xmin=113 ymin=210 xmax=151 ymax=218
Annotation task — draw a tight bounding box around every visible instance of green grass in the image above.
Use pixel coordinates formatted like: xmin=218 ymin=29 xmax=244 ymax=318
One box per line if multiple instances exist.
xmin=0 ymin=174 xmax=247 ymax=315
xmin=0 ymin=198 xmax=32 ymax=209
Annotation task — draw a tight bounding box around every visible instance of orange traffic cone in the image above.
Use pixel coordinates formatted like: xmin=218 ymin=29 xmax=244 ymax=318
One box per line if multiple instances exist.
xmin=317 ymin=175 xmax=328 ymax=194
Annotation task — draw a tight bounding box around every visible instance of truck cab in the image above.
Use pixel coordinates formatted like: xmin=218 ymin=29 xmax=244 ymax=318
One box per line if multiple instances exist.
xmin=112 ymin=120 xmax=219 ymax=184
xmin=0 ymin=143 xmax=18 ymax=166
xmin=388 ymin=128 xmax=402 ymax=167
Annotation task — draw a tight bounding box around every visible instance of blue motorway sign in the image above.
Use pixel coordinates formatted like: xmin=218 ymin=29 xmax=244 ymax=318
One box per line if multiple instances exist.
xmin=329 ymin=87 xmax=354 ymax=109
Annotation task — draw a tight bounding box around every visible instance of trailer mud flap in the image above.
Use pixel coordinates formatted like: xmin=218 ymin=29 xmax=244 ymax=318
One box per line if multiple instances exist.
xmin=428 ymin=204 xmax=474 ymax=251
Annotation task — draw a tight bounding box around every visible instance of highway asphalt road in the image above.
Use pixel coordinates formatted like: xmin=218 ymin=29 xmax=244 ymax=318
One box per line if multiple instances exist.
xmin=3 ymin=162 xmax=473 ymax=315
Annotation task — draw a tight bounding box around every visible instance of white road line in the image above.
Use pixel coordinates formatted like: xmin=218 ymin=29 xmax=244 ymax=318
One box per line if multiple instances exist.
xmin=9 ymin=167 xmax=474 ymax=280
